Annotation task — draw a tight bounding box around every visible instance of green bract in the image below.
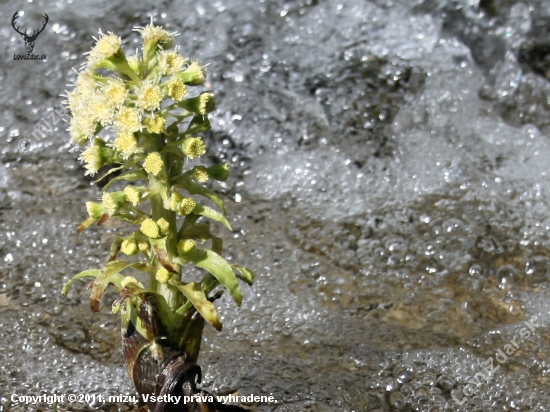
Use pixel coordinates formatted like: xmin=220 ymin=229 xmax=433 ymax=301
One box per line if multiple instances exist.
xmin=62 ymin=24 xmax=254 ymax=357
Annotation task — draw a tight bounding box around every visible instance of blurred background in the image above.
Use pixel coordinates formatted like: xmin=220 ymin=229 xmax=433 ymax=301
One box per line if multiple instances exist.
xmin=2 ymin=0 xmax=550 ymax=410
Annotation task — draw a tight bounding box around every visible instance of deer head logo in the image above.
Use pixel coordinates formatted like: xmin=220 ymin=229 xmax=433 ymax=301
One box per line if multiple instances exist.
xmin=11 ymin=11 xmax=49 ymax=54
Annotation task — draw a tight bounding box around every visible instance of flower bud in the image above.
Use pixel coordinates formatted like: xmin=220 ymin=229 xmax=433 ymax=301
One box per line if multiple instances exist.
xmin=181 ymin=137 xmax=206 ymax=159
xmin=192 ymin=166 xmax=209 ymax=183
xmin=177 ymin=239 xmax=196 ymax=256
xmin=157 ymin=218 xmax=169 ymax=236
xmin=144 ymin=115 xmax=166 ymax=134
xmin=176 ymin=61 xmax=206 ymax=85
xmin=158 ymin=49 xmax=185 ymax=75
xmin=155 ymin=267 xmax=171 ymax=283
xmin=140 ymin=218 xmax=160 ymax=239
xmin=134 ymin=23 xmax=177 ymax=63
xmin=178 ymin=198 xmax=196 ymax=215
xmin=181 ymin=92 xmax=215 ymax=115
xmin=207 ymin=163 xmax=230 ymax=181
xmin=113 ymin=132 xmax=140 ymax=159
xmin=102 ymin=191 xmax=126 ymax=215
xmin=121 ymin=239 xmax=138 ymax=256
xmin=143 ymin=152 xmax=164 ymax=176
xmin=138 ymin=240 xmax=150 ymax=252
xmin=79 ymin=138 xmax=119 ymax=176
xmin=170 ymin=192 xmax=183 ymax=211
xmin=165 ymin=77 xmax=187 ymax=101
xmin=86 ymin=201 xmax=106 ymax=219
xmin=123 ymin=186 xmax=144 ymax=206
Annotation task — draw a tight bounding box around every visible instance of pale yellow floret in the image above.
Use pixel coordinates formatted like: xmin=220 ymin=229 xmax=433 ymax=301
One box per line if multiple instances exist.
xmin=180 ymin=61 xmax=206 ymax=85
xmin=103 ymin=79 xmax=128 ymax=108
xmin=182 ymin=137 xmax=206 ymax=159
xmin=115 ymin=107 xmax=141 ymax=133
xmin=166 ymin=78 xmax=187 ymax=101
xmin=157 ymin=218 xmax=169 ymax=236
xmin=113 ymin=132 xmax=140 ymax=159
xmin=170 ymin=192 xmax=183 ymax=211
xmin=155 ymin=267 xmax=171 ymax=283
xmin=138 ymin=241 xmax=149 ymax=252
xmin=87 ymin=32 xmax=122 ymax=65
xmin=158 ymin=50 xmax=185 ymax=75
xmin=121 ymin=276 xmax=139 ymax=288
xmin=121 ymin=239 xmax=138 ymax=256
xmin=124 ymin=186 xmax=141 ymax=206
xmin=144 ymin=116 xmax=166 ymax=134
xmin=143 ymin=152 xmax=164 ymax=176
xmin=177 ymin=239 xmax=196 ymax=255
xmin=179 ymin=198 xmax=196 ymax=215
xmin=127 ymin=54 xmax=141 ymax=74
xmin=140 ymin=218 xmax=160 ymax=239
xmin=197 ymin=92 xmax=215 ymax=115
xmin=136 ymin=81 xmax=163 ymax=111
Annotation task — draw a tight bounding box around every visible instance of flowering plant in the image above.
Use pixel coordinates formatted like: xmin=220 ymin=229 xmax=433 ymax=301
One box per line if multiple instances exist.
xmin=61 ymin=23 xmax=253 ymax=405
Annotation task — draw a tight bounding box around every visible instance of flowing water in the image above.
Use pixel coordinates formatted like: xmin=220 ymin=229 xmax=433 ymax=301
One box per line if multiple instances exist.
xmin=2 ymin=0 xmax=550 ymax=410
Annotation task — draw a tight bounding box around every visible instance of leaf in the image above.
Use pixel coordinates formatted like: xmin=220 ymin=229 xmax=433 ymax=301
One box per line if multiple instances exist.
xmin=109 ymin=237 xmax=125 ymax=261
xmin=102 ymin=169 xmax=147 ymax=191
xmin=171 ymin=281 xmax=222 ymax=331
xmin=90 ymin=260 xmax=131 ymax=312
xmin=232 ymin=264 xmax=255 ymax=286
xmin=188 ymin=249 xmax=242 ymax=306
xmin=61 ymin=269 xmax=99 ymax=295
xmin=193 ymin=204 xmax=232 ymax=230
xmin=174 ymin=174 xmax=226 ymax=215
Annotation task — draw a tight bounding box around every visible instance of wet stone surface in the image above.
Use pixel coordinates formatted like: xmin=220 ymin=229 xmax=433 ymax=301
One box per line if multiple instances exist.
xmin=2 ymin=0 xmax=550 ymax=411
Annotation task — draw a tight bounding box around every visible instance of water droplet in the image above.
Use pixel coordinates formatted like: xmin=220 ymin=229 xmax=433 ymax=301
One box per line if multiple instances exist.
xmin=524 ymin=256 xmax=549 ymax=283
xmin=390 ymin=391 xmax=406 ymax=408
xmin=496 ymin=265 xmax=518 ymax=287
xmin=393 ymin=363 xmax=415 ymax=384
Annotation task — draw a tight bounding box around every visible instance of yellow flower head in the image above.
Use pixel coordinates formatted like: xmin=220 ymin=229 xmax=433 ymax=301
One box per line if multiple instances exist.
xmin=87 ymin=32 xmax=122 ymax=66
xmin=123 ymin=186 xmax=142 ymax=206
xmin=178 ymin=198 xmax=196 ymax=215
xmin=115 ymin=106 xmax=141 ymax=133
xmin=181 ymin=92 xmax=215 ymax=115
xmin=143 ymin=152 xmax=164 ymax=176
xmin=136 ymin=81 xmax=163 ymax=111
xmin=127 ymin=54 xmax=142 ymax=74
xmin=140 ymin=218 xmax=160 ymax=239
xmin=138 ymin=241 xmax=149 ymax=252
xmin=157 ymin=218 xmax=169 ymax=236
xmin=158 ymin=49 xmax=185 ymax=75
xmin=192 ymin=166 xmax=209 ymax=183
xmin=177 ymin=239 xmax=196 ymax=255
xmin=121 ymin=276 xmax=139 ymax=288
xmin=165 ymin=77 xmax=187 ymax=101
xmin=155 ymin=267 xmax=171 ymax=283
xmin=103 ymin=78 xmax=128 ymax=108
xmin=121 ymin=239 xmax=138 ymax=256
xmin=144 ymin=115 xmax=166 ymax=134
xmin=182 ymin=137 xmax=206 ymax=159
xmin=113 ymin=132 xmax=140 ymax=159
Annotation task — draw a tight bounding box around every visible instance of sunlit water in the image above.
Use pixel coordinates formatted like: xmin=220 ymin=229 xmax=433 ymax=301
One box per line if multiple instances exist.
xmin=2 ymin=0 xmax=550 ymax=410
